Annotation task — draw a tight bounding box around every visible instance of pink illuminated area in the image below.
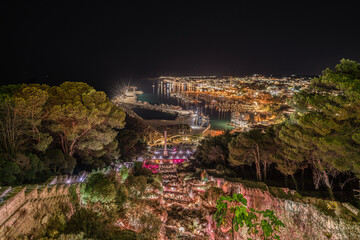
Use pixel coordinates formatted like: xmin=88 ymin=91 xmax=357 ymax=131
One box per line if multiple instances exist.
xmin=143 ymin=132 xmax=188 ymax=173
xmin=143 ymin=162 xmax=159 ymax=173
xmin=173 ymin=159 xmax=185 ymax=164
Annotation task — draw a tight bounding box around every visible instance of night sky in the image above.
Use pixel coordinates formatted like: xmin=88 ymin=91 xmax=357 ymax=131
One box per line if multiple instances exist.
xmin=1 ymin=1 xmax=359 ymax=92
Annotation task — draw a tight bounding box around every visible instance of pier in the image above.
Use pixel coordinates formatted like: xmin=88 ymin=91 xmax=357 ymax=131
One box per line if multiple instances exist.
xmin=113 ymin=101 xmax=192 ymax=116
xmin=112 ymin=95 xmax=210 ymax=137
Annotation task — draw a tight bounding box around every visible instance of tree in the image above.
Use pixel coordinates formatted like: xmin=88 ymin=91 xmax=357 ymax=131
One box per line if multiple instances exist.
xmin=0 ymin=152 xmax=47 ymax=185
xmin=0 ymin=84 xmax=51 ymax=185
xmin=278 ymin=113 xmax=339 ymax=199
xmin=229 ymin=129 xmax=275 ymax=182
xmin=0 ymin=84 xmax=52 ymax=154
xmin=195 ymin=131 xmax=233 ymax=167
xmin=13 ymin=84 xmax=52 ymax=151
xmin=0 ymin=82 xmax=127 ymax=184
xmin=280 ymin=59 xmax=360 ymax=199
xmin=0 ymin=153 xmax=20 ymax=185
xmin=0 ymin=97 xmax=30 ymax=154
xmin=45 ymin=148 xmax=77 ymax=175
xmin=17 ymin=153 xmax=45 ymax=182
xmin=272 ymin=123 xmax=307 ymax=191
xmin=77 ymin=125 xmax=120 ymax=168
xmin=214 ymin=193 xmax=284 ymax=240
xmin=123 ymin=112 xmax=162 ymax=144
xmin=47 ymin=82 xmax=125 ymax=156
xmin=117 ymin=129 xmax=147 ymax=162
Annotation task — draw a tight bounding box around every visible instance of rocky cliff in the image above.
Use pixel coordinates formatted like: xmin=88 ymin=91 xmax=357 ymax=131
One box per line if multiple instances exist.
xmin=206 ymin=175 xmax=360 ymax=240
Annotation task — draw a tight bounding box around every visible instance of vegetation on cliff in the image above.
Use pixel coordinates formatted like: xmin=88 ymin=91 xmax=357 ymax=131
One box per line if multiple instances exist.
xmin=214 ymin=193 xmax=284 ymax=240
xmin=40 ymin=168 xmax=163 ymax=240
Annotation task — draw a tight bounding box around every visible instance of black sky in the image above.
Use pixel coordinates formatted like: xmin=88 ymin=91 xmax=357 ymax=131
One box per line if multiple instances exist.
xmin=1 ymin=1 xmax=359 ymax=92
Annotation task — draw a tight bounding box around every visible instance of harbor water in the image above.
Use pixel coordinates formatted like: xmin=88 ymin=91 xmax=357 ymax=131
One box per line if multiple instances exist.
xmin=131 ymin=79 xmax=234 ymax=130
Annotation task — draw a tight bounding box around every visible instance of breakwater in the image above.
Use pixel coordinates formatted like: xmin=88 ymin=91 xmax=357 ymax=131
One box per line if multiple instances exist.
xmin=114 ymin=102 xmax=192 ymax=116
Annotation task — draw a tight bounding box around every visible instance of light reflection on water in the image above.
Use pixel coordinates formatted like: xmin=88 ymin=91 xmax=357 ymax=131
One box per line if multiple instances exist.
xmin=134 ymin=79 xmax=234 ymax=130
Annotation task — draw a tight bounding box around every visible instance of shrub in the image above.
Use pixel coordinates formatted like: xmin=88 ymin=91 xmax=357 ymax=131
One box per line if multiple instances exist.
xmin=80 ymin=172 xmax=116 ymax=204
xmin=115 ymin=184 xmax=129 ymax=207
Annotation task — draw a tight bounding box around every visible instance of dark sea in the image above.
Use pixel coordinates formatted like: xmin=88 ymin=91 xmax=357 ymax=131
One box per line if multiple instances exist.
xmin=129 ymin=78 xmax=234 ymax=130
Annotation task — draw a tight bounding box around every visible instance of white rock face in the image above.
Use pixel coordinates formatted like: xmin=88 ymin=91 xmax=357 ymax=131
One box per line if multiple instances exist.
xmin=211 ymin=178 xmax=360 ymax=240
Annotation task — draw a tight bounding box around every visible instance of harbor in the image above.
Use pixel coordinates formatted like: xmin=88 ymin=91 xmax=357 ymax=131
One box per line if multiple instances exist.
xmin=112 ymin=85 xmax=210 ymax=136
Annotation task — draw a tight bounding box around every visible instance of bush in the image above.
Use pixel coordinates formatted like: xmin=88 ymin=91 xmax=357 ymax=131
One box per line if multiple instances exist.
xmin=119 ymin=167 xmax=129 ymax=182
xmin=139 ymin=213 xmax=162 ymax=239
xmin=110 ymin=230 xmax=138 ymax=240
xmin=66 ymin=208 xmax=112 ymax=239
xmin=43 ymin=207 xmax=68 ymax=238
xmin=115 ymin=184 xmax=129 ymax=207
xmin=133 ymin=161 xmax=151 ymax=176
xmin=39 ymin=232 xmax=94 ymax=240
xmin=80 ymin=172 xmax=116 ymax=204
xmin=126 ymin=175 xmax=148 ymax=199
xmin=224 ymin=177 xmax=269 ymax=191
xmin=0 ymin=153 xmax=20 ymax=185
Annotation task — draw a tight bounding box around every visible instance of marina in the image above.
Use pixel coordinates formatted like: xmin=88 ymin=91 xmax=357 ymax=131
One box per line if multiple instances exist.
xmin=112 ymin=79 xmax=233 ymax=131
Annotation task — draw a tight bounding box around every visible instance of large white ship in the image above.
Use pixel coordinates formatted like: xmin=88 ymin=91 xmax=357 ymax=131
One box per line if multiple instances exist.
xmin=113 ymin=86 xmax=144 ymax=103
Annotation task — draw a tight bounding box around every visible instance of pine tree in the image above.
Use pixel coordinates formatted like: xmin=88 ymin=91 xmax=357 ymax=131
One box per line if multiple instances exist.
xmin=280 ymin=59 xmax=360 ymax=200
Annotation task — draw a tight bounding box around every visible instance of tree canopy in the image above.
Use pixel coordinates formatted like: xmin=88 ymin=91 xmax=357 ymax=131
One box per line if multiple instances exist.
xmin=0 ymin=82 xmax=126 ymax=185
xmin=229 ymin=129 xmax=276 ymax=182
xmin=276 ymin=59 xmax=360 ymax=199
xmin=195 ymin=131 xmax=233 ymax=167
xmin=195 ymin=60 xmax=360 ymax=201
xmin=47 ymin=81 xmax=125 ymax=157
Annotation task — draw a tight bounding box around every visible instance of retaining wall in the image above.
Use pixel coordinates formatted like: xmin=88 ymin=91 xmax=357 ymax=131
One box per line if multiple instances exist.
xmin=0 ymin=175 xmax=84 ymax=240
